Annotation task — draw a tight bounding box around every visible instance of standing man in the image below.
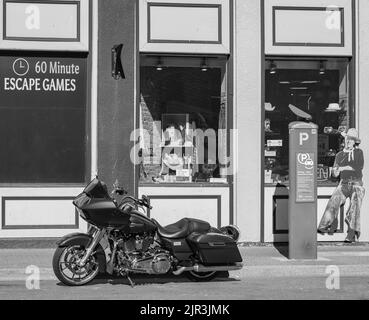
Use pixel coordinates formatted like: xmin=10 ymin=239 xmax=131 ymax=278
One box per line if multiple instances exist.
xmin=318 ymin=129 xmax=365 ymax=243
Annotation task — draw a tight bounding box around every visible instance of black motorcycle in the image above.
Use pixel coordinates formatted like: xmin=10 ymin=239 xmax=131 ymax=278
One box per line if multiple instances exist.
xmin=52 ymin=178 xmax=243 ymax=286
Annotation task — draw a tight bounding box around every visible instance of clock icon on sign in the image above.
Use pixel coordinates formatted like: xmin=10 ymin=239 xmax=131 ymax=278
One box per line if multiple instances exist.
xmin=13 ymin=58 xmax=30 ymax=76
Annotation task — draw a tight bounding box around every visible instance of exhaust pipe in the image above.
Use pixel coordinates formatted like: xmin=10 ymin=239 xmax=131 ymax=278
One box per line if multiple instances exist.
xmin=173 ymin=262 xmax=243 ymax=276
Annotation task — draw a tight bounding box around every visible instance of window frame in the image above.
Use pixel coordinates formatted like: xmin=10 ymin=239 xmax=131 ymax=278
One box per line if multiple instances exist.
xmin=137 ymin=54 xmax=232 ymax=187
xmin=263 ymin=56 xmax=356 ymax=188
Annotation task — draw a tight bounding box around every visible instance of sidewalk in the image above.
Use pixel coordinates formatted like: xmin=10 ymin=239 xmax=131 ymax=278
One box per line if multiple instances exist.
xmin=1 ymin=245 xmax=369 ymax=280
xmin=1 ymin=245 xmax=369 ymax=299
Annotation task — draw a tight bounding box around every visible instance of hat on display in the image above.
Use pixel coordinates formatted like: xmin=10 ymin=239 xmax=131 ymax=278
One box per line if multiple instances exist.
xmin=325 ymin=103 xmax=341 ymax=112
xmin=288 ymin=104 xmax=312 ymax=121
xmin=163 ymin=154 xmax=184 ymax=171
xmin=341 ymin=128 xmax=361 ymax=144
xmin=265 ymin=103 xmax=276 ymax=112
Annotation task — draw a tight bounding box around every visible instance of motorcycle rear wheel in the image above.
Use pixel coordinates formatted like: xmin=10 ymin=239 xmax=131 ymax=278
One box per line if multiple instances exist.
xmin=185 ymin=271 xmax=218 ymax=282
xmin=53 ymin=245 xmax=100 ymax=286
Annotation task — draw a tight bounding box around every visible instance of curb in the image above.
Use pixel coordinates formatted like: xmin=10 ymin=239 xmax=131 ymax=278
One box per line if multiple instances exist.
xmin=238 ymin=242 xmax=369 ymax=247
xmin=0 ymin=239 xmax=59 ymax=249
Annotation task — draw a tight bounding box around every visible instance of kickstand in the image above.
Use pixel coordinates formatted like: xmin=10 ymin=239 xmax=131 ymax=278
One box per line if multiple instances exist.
xmin=126 ymin=273 xmax=135 ymax=288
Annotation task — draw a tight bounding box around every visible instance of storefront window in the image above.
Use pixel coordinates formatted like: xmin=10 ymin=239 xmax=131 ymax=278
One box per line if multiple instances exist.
xmin=139 ymin=56 xmax=229 ymax=184
xmin=264 ymin=58 xmax=352 ymax=186
xmin=0 ymin=54 xmax=87 ymax=184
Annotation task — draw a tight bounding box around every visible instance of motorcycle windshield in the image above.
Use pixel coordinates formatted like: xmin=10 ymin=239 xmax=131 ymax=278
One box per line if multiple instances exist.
xmin=73 ymin=193 xmax=91 ymax=209
xmin=84 ymin=179 xmax=110 ymax=199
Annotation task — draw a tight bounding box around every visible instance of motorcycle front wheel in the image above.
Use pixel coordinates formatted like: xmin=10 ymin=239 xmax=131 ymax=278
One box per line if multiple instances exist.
xmin=52 ymin=245 xmax=100 ymax=286
xmin=185 ymin=271 xmax=218 ymax=282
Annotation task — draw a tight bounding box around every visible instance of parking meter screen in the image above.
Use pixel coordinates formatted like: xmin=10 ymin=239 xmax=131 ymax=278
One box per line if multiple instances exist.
xmin=296 ymin=152 xmax=315 ymax=202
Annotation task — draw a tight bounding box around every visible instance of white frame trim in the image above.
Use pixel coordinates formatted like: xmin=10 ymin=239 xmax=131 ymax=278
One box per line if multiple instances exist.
xmin=0 ymin=0 xmax=89 ymax=51
xmin=139 ymin=186 xmax=230 ymax=228
xmin=139 ymin=0 xmax=230 ymax=54
xmin=91 ymin=0 xmax=98 ymax=179
xmin=264 ymin=186 xmax=351 ymax=243
xmin=0 ymin=187 xmax=87 ymax=238
xmin=264 ymin=0 xmax=353 ymax=56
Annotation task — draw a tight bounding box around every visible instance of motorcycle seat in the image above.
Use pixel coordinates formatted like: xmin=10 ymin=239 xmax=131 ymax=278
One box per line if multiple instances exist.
xmin=153 ymin=218 xmax=211 ymax=239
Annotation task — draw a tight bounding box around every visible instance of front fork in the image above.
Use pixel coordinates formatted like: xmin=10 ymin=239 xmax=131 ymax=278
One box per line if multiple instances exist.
xmin=78 ymin=228 xmax=106 ymax=267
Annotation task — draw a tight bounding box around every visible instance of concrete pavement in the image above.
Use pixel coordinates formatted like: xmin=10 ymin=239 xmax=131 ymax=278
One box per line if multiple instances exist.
xmin=0 ymin=245 xmax=369 ymax=300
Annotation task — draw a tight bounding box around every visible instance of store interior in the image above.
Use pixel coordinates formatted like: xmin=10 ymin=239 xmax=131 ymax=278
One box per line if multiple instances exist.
xmin=264 ymin=58 xmax=351 ymax=185
xmin=139 ymin=55 xmax=228 ymax=184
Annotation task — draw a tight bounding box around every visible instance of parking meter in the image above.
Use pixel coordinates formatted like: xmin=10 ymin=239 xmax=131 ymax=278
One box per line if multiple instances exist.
xmin=289 ymin=122 xmax=318 ymax=260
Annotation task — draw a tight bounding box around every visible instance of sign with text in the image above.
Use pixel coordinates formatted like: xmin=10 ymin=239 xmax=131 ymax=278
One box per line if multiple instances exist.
xmin=4 ymin=1 xmax=79 ymax=41
xmin=296 ymin=153 xmax=315 ymax=203
xmin=267 ymin=140 xmax=283 ymax=147
xmin=0 ymin=55 xmax=87 ymax=108
xmin=0 ymin=54 xmax=87 ymax=184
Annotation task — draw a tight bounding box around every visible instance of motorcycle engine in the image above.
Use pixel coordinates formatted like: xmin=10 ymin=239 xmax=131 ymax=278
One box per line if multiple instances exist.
xmin=116 ymin=235 xmax=172 ymax=275
xmin=123 ymin=235 xmax=152 ymax=253
xmin=130 ymin=253 xmax=172 ymax=275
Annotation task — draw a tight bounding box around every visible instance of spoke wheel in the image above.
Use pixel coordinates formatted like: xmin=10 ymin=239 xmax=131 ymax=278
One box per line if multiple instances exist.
xmin=53 ymin=245 xmax=100 ymax=286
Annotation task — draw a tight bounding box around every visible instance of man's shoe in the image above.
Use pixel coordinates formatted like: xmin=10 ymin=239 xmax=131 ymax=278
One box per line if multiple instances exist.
xmin=328 ymin=219 xmax=339 ymax=235
xmin=345 ymin=228 xmax=356 ymax=243
xmin=317 ymin=228 xmax=329 ymax=235
xmin=344 ymin=237 xmax=356 ymax=243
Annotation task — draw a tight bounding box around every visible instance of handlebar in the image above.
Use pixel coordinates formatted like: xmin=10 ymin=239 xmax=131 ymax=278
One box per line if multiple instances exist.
xmin=111 ymin=187 xmax=128 ymax=196
xmin=118 ymin=195 xmax=153 ymax=210
xmin=140 ymin=196 xmax=153 ymax=210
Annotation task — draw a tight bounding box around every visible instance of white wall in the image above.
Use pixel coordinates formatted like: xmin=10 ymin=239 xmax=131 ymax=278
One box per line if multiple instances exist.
xmin=0 ymin=188 xmax=87 ymax=238
xmin=139 ymin=187 xmax=230 ymax=228
xmin=234 ymin=0 xmax=262 ymax=242
xmin=356 ymin=0 xmax=369 ymax=242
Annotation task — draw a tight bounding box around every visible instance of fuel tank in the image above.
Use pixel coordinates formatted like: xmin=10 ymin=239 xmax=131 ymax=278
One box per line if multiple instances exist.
xmin=129 ymin=211 xmax=157 ymax=234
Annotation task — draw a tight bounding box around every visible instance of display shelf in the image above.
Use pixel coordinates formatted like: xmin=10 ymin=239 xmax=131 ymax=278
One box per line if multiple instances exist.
xmin=139 ymin=182 xmax=230 ymax=188
xmin=324 ymin=109 xmax=346 ymax=114
xmin=265 ymin=131 xmax=281 ymax=137
xmin=264 ymin=182 xmax=340 ymax=188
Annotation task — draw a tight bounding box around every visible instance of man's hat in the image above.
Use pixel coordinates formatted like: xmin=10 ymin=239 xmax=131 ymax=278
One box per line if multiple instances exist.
xmin=341 ymin=128 xmax=361 ymax=144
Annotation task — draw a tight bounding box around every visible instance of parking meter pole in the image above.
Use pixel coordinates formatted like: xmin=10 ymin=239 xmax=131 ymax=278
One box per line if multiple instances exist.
xmin=289 ymin=122 xmax=318 ymax=260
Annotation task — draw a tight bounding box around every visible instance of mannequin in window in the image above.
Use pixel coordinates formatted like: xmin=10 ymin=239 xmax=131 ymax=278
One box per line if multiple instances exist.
xmin=318 ymin=129 xmax=365 ymax=243
xmin=163 ymin=123 xmax=184 ymax=147
xmin=152 ymin=123 xmax=184 ymax=182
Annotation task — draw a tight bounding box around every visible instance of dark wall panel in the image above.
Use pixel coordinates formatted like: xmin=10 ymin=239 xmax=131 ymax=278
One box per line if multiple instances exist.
xmin=98 ymin=0 xmax=136 ymax=193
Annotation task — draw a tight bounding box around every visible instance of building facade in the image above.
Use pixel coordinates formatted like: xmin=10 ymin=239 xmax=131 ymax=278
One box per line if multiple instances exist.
xmin=1 ymin=0 xmax=368 ymax=243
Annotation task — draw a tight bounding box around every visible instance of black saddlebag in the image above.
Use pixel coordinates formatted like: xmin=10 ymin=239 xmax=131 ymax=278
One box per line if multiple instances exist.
xmin=187 ymin=233 xmax=242 ymax=266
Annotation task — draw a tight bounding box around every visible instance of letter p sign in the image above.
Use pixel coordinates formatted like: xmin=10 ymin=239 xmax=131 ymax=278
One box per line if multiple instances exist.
xmin=300 ymin=133 xmax=309 ymax=146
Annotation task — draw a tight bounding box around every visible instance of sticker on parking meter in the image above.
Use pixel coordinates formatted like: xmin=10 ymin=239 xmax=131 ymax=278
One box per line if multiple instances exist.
xmin=296 ymin=153 xmax=315 ymax=203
